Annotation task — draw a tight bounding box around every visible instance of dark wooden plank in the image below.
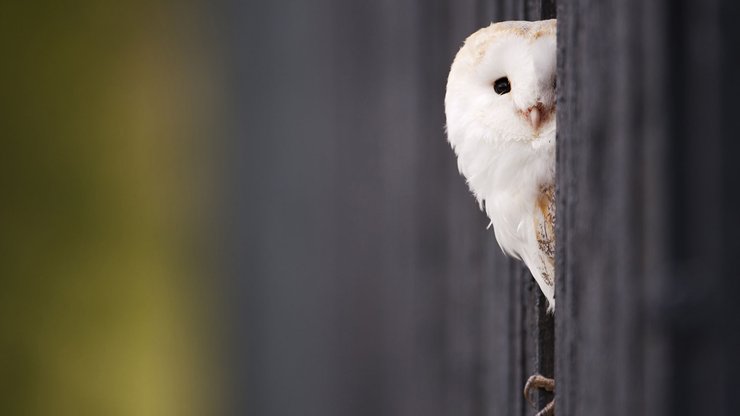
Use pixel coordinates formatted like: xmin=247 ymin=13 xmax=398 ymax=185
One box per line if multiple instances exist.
xmin=557 ymin=0 xmax=740 ymax=414
xmin=556 ymin=0 xmax=650 ymax=413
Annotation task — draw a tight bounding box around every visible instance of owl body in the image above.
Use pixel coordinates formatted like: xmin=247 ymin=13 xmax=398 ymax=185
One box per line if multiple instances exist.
xmin=445 ymin=20 xmax=557 ymax=308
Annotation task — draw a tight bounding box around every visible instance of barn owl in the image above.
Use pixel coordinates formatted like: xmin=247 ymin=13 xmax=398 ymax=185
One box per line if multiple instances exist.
xmin=445 ymin=20 xmax=557 ymax=416
xmin=445 ymin=19 xmax=557 ymax=309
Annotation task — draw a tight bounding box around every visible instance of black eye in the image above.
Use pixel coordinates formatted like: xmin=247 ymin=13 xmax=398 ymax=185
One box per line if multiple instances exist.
xmin=493 ymin=77 xmax=511 ymax=95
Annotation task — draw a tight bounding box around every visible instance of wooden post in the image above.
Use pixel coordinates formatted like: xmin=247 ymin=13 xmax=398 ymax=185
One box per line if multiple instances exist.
xmin=556 ymin=0 xmax=740 ymax=414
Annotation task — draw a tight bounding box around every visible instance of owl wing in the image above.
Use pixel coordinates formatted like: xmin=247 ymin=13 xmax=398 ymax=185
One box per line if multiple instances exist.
xmin=531 ymin=183 xmax=556 ymax=296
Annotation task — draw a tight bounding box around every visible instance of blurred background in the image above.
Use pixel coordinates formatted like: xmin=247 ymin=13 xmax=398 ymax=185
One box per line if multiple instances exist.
xmin=3 ymin=1 xmax=224 ymax=415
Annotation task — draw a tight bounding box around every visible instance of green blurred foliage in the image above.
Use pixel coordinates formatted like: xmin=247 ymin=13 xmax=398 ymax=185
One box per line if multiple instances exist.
xmin=1 ymin=2 xmax=222 ymax=415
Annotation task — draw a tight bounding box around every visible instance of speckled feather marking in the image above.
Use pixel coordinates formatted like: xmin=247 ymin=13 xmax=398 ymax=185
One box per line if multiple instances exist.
xmin=465 ymin=20 xmax=557 ymax=66
xmin=534 ymin=184 xmax=555 ymax=287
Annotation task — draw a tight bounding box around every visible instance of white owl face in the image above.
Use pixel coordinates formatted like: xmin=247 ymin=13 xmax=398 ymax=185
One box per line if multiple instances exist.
xmin=446 ymin=20 xmax=557 ymax=147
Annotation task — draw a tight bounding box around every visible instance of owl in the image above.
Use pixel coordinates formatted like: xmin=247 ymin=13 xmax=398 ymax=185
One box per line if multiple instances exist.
xmin=445 ymin=20 xmax=557 ymax=311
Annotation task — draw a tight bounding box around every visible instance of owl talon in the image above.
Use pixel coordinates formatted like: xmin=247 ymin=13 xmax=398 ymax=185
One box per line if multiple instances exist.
xmin=524 ymin=374 xmax=555 ymax=415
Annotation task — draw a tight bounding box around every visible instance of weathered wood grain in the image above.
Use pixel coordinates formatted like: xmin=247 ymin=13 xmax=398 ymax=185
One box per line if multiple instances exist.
xmin=556 ymin=0 xmax=740 ymax=415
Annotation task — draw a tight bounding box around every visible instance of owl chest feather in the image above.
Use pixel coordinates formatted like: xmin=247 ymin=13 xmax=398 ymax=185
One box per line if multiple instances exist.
xmin=458 ymin=137 xmax=554 ymax=248
xmin=455 ymin=135 xmax=556 ymax=304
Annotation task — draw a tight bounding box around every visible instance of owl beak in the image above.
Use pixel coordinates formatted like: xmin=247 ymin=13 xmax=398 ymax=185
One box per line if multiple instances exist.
xmin=528 ymin=106 xmax=541 ymax=130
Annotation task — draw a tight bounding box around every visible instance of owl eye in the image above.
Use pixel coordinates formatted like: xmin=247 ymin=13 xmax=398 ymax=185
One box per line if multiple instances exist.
xmin=493 ymin=77 xmax=511 ymax=95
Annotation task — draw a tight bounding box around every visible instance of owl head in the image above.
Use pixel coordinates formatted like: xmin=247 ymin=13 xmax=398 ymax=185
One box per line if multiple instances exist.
xmin=445 ymin=20 xmax=557 ymax=149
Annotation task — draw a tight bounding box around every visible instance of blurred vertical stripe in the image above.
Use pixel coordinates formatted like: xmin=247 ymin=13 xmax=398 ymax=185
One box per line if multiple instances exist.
xmin=1 ymin=1 xmax=223 ymax=415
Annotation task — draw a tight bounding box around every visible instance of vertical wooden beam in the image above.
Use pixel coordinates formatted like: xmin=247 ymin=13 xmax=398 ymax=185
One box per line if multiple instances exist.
xmin=557 ymin=0 xmax=740 ymax=414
